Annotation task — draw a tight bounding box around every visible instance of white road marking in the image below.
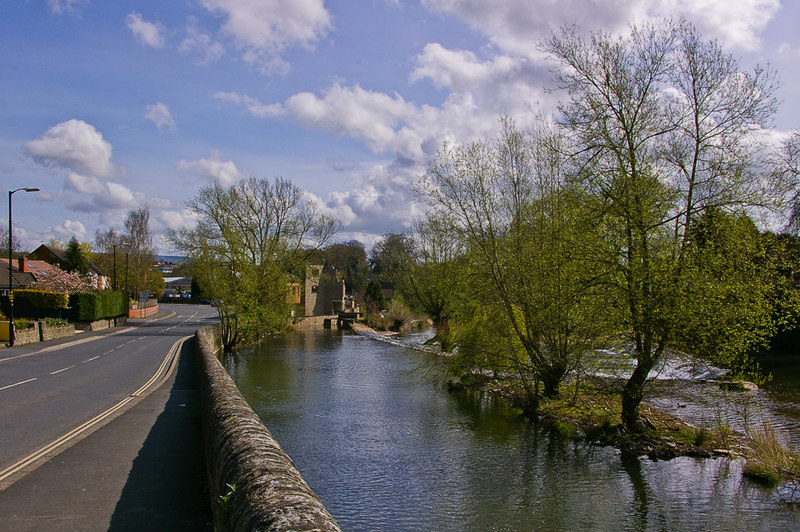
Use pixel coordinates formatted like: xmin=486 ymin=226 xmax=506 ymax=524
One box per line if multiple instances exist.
xmin=50 ymin=365 xmax=76 ymax=375
xmin=0 ymin=378 xmax=37 ymax=392
xmin=83 ymin=356 xmax=100 ymax=363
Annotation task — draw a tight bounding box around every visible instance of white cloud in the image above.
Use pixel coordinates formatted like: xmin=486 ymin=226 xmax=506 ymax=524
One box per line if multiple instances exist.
xmin=24 ymin=119 xmax=115 ymax=178
xmin=421 ymin=0 xmax=780 ymax=53
xmin=199 ymin=0 xmax=332 ymax=73
xmin=48 ymin=0 xmax=88 ymax=15
xmin=228 ymin=80 xmax=532 ymax=163
xmin=213 ymin=92 xmax=285 ymax=118
xmin=159 ymin=208 xmax=198 ymax=232
xmin=64 ymin=173 xmax=138 ymax=212
xmin=53 ymin=219 xmax=87 ymax=241
xmin=655 ymin=0 xmax=780 ymax=51
xmin=144 ymin=102 xmax=177 ymax=132
xmin=126 ymin=12 xmax=167 ymax=49
xmin=315 ymin=159 xmax=425 ymax=236
xmin=180 ymin=19 xmax=226 ymax=64
xmin=177 ymin=151 xmax=246 ymax=186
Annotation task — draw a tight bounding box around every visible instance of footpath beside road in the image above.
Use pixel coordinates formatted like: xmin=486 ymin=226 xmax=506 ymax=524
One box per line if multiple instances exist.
xmin=0 ymin=312 xmax=212 ymax=531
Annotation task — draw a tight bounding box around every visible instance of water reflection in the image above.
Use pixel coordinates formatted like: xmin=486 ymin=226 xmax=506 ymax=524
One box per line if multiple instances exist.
xmin=225 ymin=331 xmax=800 ymax=531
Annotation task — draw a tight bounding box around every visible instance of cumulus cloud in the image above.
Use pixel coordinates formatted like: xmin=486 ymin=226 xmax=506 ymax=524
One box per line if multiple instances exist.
xmin=48 ymin=0 xmax=88 ymax=15
xmin=53 ymin=219 xmax=87 ymax=241
xmin=177 ymin=150 xmax=246 ymax=186
xmin=159 ymin=208 xmax=198 ymax=232
xmin=144 ymin=102 xmax=177 ymax=132
xmin=180 ymin=19 xmax=226 ymax=64
xmin=213 ymin=92 xmax=285 ymax=118
xmin=311 ymin=157 xmax=426 ymax=237
xmin=126 ymin=12 xmax=167 ymax=49
xmin=64 ymin=172 xmax=138 ymax=212
xmin=24 ymin=119 xmax=115 ymax=178
xmin=198 ymin=0 xmax=332 ymax=73
xmin=421 ymin=0 xmax=780 ymax=53
xmin=222 ymin=79 xmax=533 ymax=164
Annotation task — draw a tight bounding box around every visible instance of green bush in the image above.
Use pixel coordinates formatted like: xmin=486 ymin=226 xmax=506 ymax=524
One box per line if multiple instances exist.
xmin=69 ymin=291 xmax=128 ymax=321
xmin=15 ymin=289 xmax=69 ymax=309
xmin=14 ymin=318 xmax=32 ymax=330
xmin=743 ymin=462 xmax=781 ymax=487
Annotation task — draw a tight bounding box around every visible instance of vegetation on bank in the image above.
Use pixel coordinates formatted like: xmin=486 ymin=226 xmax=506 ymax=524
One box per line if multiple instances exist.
xmin=396 ymin=19 xmax=800 ymax=437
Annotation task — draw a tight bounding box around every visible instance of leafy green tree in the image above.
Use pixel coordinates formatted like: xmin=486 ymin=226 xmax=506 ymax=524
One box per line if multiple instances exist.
xmin=421 ymin=117 xmax=607 ymax=402
xmin=674 ymin=211 xmax=781 ymax=378
xmin=404 ymin=213 xmax=464 ymax=350
xmin=369 ymin=233 xmax=415 ymax=291
xmin=168 ymin=177 xmax=337 ymax=349
xmin=364 ymin=280 xmax=385 ymax=313
xmin=64 ymin=236 xmax=90 ymax=274
xmin=323 ymin=240 xmax=368 ymax=293
xmin=546 ymin=19 xmax=780 ymax=431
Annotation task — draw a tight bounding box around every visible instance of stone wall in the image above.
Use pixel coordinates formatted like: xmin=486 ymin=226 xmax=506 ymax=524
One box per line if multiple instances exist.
xmin=195 ymin=325 xmax=341 ymax=532
xmin=73 ymin=316 xmax=127 ymax=332
xmin=39 ymin=322 xmax=75 ymax=342
xmin=13 ymin=325 xmax=40 ymax=345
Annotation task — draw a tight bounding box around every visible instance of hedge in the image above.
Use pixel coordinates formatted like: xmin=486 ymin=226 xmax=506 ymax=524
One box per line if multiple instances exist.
xmin=15 ymin=289 xmax=69 ymax=309
xmin=69 ymin=291 xmax=129 ymax=321
xmin=1 ymin=290 xmax=70 ymax=320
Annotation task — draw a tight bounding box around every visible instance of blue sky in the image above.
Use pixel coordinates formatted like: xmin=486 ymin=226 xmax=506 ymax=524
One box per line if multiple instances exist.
xmin=2 ymin=0 xmax=799 ymax=252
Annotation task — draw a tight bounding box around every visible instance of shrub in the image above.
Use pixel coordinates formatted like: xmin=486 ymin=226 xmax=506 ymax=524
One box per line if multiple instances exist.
xmin=694 ymin=427 xmax=711 ymax=447
xmin=15 ymin=289 xmax=69 ymax=309
xmin=44 ymin=317 xmax=68 ymax=327
xmin=69 ymin=291 xmax=128 ymax=321
xmin=743 ymin=462 xmax=781 ymax=487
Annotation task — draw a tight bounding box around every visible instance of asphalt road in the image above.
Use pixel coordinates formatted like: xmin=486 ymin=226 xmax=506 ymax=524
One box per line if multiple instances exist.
xmin=0 ymin=303 xmax=219 ymax=484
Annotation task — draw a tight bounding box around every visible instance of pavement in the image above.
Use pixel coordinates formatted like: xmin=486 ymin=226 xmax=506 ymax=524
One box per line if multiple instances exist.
xmin=0 ymin=313 xmax=213 ymax=531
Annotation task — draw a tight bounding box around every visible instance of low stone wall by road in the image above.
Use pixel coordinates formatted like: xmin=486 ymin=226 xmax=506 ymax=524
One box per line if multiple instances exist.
xmin=195 ymin=325 xmax=341 ymax=532
xmin=128 ymin=305 xmax=159 ymax=319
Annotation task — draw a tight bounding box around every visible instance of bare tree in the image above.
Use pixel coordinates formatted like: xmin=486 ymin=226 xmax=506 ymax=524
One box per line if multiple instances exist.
xmin=546 ymin=19 xmax=781 ymax=431
xmin=0 ymin=225 xmax=24 ymax=254
xmin=122 ymin=207 xmax=159 ymax=297
xmin=168 ymin=177 xmax=337 ymax=348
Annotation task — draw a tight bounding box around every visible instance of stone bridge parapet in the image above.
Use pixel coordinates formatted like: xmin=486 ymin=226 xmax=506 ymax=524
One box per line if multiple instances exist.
xmin=195 ymin=325 xmax=340 ymax=531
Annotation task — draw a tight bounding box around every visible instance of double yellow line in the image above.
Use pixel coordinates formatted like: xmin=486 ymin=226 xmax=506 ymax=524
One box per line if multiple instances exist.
xmin=0 ymin=334 xmax=192 ymax=490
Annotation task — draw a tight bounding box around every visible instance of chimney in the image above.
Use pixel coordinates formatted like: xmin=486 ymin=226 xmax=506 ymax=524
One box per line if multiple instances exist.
xmin=18 ymin=256 xmax=28 ymax=273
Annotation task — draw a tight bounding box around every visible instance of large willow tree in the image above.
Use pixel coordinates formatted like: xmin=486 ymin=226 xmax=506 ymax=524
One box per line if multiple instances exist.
xmin=420 ymin=118 xmax=608 ymax=404
xmin=546 ymin=19 xmax=781 ymax=431
xmin=168 ymin=177 xmax=336 ymax=349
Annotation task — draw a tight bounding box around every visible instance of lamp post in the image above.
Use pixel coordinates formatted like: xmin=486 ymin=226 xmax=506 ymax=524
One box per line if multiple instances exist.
xmin=7 ymin=187 xmax=39 ymax=347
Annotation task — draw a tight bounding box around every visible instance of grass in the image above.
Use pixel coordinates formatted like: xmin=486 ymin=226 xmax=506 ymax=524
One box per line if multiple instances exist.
xmin=742 ymin=423 xmax=800 ymax=486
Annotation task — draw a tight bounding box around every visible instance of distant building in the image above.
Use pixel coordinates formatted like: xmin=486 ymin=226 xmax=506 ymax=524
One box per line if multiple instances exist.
xmin=0 ymin=256 xmax=67 ymax=294
xmin=30 ymin=244 xmax=109 ymax=289
xmin=304 ymin=262 xmax=345 ymax=316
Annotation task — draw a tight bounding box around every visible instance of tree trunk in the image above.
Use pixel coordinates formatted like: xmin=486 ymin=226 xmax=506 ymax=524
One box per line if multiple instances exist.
xmin=541 ymin=362 xmax=568 ymax=399
xmin=621 ymin=356 xmax=655 ymax=433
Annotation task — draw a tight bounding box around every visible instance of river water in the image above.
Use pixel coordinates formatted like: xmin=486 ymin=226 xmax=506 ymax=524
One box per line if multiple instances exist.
xmin=224 ymin=330 xmax=800 ymax=531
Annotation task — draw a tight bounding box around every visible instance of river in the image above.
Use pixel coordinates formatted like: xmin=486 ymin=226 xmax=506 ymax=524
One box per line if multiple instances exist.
xmin=224 ymin=330 xmax=800 ymax=531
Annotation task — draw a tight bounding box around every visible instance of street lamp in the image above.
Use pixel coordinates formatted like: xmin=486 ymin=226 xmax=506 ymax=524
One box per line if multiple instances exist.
xmin=7 ymin=187 xmax=39 ymax=347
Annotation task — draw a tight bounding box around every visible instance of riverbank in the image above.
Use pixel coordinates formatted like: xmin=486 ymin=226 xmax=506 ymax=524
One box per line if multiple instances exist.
xmin=352 ymin=322 xmax=799 ymax=491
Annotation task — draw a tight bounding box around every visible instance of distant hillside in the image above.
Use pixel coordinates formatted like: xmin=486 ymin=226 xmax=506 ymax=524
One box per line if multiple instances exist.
xmin=157 ymin=255 xmax=188 ymax=264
